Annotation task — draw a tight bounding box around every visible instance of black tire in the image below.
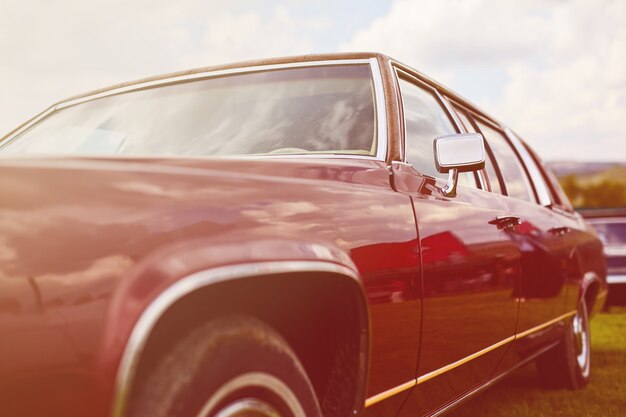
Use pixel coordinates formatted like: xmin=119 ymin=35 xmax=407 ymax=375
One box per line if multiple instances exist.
xmin=536 ymin=299 xmax=591 ymax=389
xmin=128 ymin=315 xmax=322 ymax=417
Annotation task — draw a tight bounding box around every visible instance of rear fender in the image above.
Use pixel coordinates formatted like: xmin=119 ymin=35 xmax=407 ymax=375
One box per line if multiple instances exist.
xmin=580 ymin=271 xmax=607 ymax=316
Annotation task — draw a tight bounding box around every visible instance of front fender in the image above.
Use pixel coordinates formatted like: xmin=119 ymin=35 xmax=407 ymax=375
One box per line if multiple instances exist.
xmin=99 ymin=236 xmax=366 ymax=417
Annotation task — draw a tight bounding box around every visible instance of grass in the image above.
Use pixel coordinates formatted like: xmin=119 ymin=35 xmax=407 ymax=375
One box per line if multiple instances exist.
xmin=448 ymin=307 xmax=626 ymax=416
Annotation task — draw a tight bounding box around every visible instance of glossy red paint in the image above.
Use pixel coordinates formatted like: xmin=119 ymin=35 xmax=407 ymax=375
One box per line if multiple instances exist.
xmin=0 ymin=53 xmax=607 ymax=417
xmin=0 ymin=156 xmax=420 ymax=417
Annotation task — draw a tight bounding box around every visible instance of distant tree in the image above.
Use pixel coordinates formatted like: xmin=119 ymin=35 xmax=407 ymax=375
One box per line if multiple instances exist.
xmin=583 ymin=179 xmax=626 ymax=208
xmin=560 ymin=175 xmax=583 ymax=206
xmin=559 ymin=175 xmax=626 ymax=208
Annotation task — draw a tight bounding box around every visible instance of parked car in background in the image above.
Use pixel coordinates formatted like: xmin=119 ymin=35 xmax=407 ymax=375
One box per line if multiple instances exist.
xmin=580 ymin=208 xmax=626 ymax=306
xmin=0 ymin=53 xmax=607 ymax=417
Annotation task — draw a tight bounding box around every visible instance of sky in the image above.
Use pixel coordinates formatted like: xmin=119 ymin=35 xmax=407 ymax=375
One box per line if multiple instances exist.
xmin=1 ymin=0 xmax=624 ymax=162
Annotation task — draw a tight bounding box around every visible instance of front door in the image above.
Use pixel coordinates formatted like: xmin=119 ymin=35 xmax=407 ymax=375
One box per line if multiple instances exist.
xmin=392 ymin=72 xmax=520 ymax=417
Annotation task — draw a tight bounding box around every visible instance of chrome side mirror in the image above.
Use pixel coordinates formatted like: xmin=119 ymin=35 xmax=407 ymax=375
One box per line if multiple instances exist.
xmin=434 ymin=133 xmax=486 ymax=197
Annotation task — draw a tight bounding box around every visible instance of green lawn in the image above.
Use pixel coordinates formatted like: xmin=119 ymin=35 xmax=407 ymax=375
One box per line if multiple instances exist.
xmin=448 ymin=307 xmax=626 ymax=416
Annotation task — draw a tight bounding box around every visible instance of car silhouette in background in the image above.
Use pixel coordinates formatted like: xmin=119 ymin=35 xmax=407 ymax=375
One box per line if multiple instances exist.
xmin=581 ymin=209 xmax=626 ymax=307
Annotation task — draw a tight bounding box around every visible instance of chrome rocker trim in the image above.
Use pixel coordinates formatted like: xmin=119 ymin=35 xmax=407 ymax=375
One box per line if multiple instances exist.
xmin=364 ymin=310 xmax=577 ymax=408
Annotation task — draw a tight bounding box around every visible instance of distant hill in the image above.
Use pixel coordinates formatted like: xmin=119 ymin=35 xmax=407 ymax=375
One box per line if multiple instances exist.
xmin=547 ymin=161 xmax=626 ymax=177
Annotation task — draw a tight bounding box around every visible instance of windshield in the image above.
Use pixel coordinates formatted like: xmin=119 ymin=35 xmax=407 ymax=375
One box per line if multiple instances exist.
xmin=0 ymin=64 xmax=377 ymax=157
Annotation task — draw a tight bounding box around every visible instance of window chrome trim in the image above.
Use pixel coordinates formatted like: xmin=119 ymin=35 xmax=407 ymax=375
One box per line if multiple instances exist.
xmin=2 ymin=58 xmax=387 ymax=161
xmin=0 ymin=105 xmax=57 ymax=147
xmin=436 ymin=91 xmax=464 ymax=133
xmin=369 ymin=58 xmax=388 ymax=161
xmin=504 ymin=128 xmax=552 ymax=206
xmin=111 ymin=260 xmax=360 ymax=417
xmin=58 ymin=59 xmax=373 ymax=109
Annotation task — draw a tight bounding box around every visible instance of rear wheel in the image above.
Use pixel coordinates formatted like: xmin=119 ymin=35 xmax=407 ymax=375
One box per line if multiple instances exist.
xmin=128 ymin=315 xmax=322 ymax=417
xmin=536 ymin=298 xmax=591 ymax=389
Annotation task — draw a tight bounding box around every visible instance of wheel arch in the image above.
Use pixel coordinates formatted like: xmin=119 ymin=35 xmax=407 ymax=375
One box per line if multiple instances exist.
xmin=111 ymin=261 xmax=370 ymax=417
xmin=580 ymin=271 xmax=603 ymax=317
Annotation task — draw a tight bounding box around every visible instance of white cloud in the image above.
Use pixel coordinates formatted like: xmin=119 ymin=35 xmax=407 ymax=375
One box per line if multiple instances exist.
xmin=343 ymin=0 xmax=626 ymax=162
xmin=0 ymin=1 xmax=317 ymax=136
xmin=2 ymin=0 xmax=623 ymax=162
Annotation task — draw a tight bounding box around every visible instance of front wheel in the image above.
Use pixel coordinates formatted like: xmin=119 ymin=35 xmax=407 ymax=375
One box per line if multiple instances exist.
xmin=128 ymin=315 xmax=322 ymax=417
xmin=536 ymin=298 xmax=591 ymax=389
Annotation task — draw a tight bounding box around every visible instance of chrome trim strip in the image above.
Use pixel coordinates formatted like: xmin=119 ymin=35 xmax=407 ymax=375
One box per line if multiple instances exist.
xmin=0 ymin=105 xmax=57 ymax=147
xmin=236 ymin=153 xmax=382 ymax=161
xmin=364 ymin=335 xmax=513 ymax=407
xmin=504 ymin=128 xmax=552 ymax=206
xmin=364 ymin=309 xmax=577 ymax=407
xmin=515 ymin=310 xmax=576 ymax=339
xmin=59 ymin=59 xmax=372 ymax=110
xmin=436 ymin=91 xmax=463 ymax=133
xmin=416 ymin=336 xmax=515 ymax=385
xmin=607 ymin=274 xmax=626 ymax=284
xmin=112 ymin=260 xmax=359 ymax=417
xmin=369 ymin=58 xmax=388 ymax=161
xmin=429 ymin=339 xmax=560 ymax=417
xmin=364 ymin=380 xmax=415 ymax=408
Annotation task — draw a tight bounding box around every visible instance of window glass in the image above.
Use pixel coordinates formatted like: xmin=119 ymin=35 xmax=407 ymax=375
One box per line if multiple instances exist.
xmin=450 ymin=107 xmax=479 ymax=189
xmin=507 ymin=131 xmax=551 ymax=205
xmin=475 ymin=120 xmax=533 ymax=201
xmin=398 ymin=78 xmax=456 ymax=179
xmin=456 ymin=109 xmax=502 ymax=194
xmin=1 ymin=65 xmax=376 ymax=157
xmin=483 ymin=153 xmax=503 ymax=194
xmin=455 ymin=110 xmax=476 ymax=133
xmin=523 ymin=143 xmax=573 ymax=211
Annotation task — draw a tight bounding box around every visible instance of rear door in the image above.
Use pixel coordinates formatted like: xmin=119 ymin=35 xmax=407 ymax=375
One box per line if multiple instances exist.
xmin=468 ymin=115 xmax=573 ymax=366
xmin=391 ymin=71 xmax=520 ymax=417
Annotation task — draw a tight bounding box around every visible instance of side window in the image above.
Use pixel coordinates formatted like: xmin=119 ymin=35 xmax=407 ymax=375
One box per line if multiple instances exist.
xmin=398 ymin=77 xmax=456 ymax=179
xmin=527 ymin=145 xmax=574 ymax=212
xmin=475 ymin=119 xmax=535 ymax=202
xmin=453 ymin=107 xmax=501 ymax=193
xmin=506 ymin=130 xmax=552 ymax=206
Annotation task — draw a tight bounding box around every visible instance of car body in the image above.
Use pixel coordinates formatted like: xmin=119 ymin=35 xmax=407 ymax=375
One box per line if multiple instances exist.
xmin=581 ymin=209 xmax=626 ymax=306
xmin=0 ymin=53 xmax=607 ymax=417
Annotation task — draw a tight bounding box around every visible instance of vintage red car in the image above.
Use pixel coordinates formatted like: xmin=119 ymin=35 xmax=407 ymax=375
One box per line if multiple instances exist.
xmin=0 ymin=53 xmax=607 ymax=417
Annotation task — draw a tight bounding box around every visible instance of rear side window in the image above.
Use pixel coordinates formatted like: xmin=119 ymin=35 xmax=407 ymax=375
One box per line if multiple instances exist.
xmin=475 ymin=120 xmax=534 ymax=201
xmin=523 ymin=143 xmax=574 ymax=212
xmin=398 ymin=77 xmax=457 ymax=179
xmin=506 ymin=130 xmax=552 ymax=206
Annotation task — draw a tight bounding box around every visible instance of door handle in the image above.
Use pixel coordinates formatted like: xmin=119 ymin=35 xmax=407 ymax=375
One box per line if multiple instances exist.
xmin=489 ymin=215 xmax=521 ymax=230
xmin=549 ymin=226 xmax=571 ymax=236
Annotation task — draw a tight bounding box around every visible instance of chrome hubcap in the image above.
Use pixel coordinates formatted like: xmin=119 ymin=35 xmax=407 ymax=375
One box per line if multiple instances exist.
xmin=573 ymin=303 xmax=590 ymax=376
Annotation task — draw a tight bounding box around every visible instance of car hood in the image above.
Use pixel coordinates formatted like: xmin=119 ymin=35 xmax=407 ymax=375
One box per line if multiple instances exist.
xmin=0 ymin=155 xmax=386 ymax=286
